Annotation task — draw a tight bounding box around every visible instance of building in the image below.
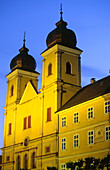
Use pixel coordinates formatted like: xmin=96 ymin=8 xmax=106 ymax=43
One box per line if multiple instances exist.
xmin=0 ymin=155 xmax=2 ymax=170
xmin=1 ymin=9 xmax=110 ymax=170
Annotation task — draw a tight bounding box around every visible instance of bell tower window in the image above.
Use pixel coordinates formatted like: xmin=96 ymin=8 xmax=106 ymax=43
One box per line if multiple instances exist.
xmin=48 ymin=63 xmax=52 ymax=76
xmin=66 ymin=62 xmax=71 ymax=74
xmin=11 ymin=85 xmax=14 ymax=96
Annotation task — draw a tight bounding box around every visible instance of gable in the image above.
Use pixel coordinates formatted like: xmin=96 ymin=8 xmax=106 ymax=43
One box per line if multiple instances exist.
xmin=20 ymin=81 xmax=37 ymax=104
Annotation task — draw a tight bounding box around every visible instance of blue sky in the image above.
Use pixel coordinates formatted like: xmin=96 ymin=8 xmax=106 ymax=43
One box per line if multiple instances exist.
xmin=0 ymin=0 xmax=110 ymax=154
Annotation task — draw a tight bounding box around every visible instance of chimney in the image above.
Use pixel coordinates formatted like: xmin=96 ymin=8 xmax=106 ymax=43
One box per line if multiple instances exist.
xmin=91 ymin=78 xmax=95 ymax=84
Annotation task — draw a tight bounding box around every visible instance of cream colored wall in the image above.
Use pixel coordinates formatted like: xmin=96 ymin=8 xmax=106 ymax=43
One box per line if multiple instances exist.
xmin=58 ymin=94 xmax=110 ymax=168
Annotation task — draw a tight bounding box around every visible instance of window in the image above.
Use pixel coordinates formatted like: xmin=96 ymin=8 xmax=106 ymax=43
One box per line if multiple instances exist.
xmin=66 ymin=62 xmax=71 ymax=74
xmin=10 ymin=85 xmax=14 ymax=96
xmin=88 ymin=130 xmax=94 ymax=144
xmin=6 ymin=156 xmax=10 ymax=162
xmin=45 ymin=146 xmax=50 ymax=153
xmin=9 ymin=123 xmax=12 ymax=135
xmin=16 ymin=155 xmax=21 ymax=170
xmin=105 ymin=101 xmax=110 ymax=114
xmin=48 ymin=63 xmax=52 ymax=76
xmin=47 ymin=107 xmax=51 ymax=122
xmin=74 ymin=112 xmax=79 ymax=123
xmin=28 ymin=115 xmax=31 ymax=128
xmin=105 ymin=126 xmax=110 ymax=140
xmin=61 ymin=163 xmax=66 ymax=170
xmin=88 ymin=107 xmax=93 ymax=119
xmin=23 ymin=116 xmax=31 ymax=130
xmin=31 ymin=152 xmax=36 ymax=169
xmin=73 ymin=134 xmax=79 ymax=148
xmin=61 ymin=138 xmax=66 ymax=150
xmin=24 ymin=154 xmax=28 ymax=169
xmin=24 ymin=117 xmax=27 ymax=130
xmin=62 ymin=117 xmax=66 ymax=127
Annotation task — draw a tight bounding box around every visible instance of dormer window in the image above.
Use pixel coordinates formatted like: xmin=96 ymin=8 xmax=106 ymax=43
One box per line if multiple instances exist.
xmin=66 ymin=62 xmax=71 ymax=74
xmin=48 ymin=63 xmax=52 ymax=76
xmin=11 ymin=85 xmax=14 ymax=96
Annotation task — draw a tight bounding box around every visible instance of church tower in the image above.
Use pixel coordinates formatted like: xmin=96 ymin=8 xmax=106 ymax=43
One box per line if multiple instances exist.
xmin=2 ymin=36 xmax=40 ymax=169
xmin=39 ymin=7 xmax=83 ymax=166
xmin=2 ymin=8 xmax=83 ymax=170
xmin=40 ymin=7 xmax=82 ymax=139
xmin=41 ymin=7 xmax=82 ymax=110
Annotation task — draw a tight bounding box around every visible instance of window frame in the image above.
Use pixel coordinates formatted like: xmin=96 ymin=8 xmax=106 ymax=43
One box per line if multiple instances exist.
xmin=16 ymin=155 xmax=21 ymax=170
xmin=105 ymin=126 xmax=110 ymax=141
xmin=8 ymin=123 xmax=12 ymax=135
xmin=28 ymin=115 xmax=31 ymax=128
xmin=48 ymin=63 xmax=52 ymax=76
xmin=66 ymin=62 xmax=72 ymax=74
xmin=24 ymin=154 xmax=28 ymax=169
xmin=62 ymin=116 xmax=67 ymax=127
xmin=104 ymin=101 xmax=110 ymax=114
xmin=45 ymin=146 xmax=50 ymax=153
xmin=6 ymin=156 xmax=10 ymax=162
xmin=61 ymin=137 xmax=66 ymax=150
xmin=23 ymin=117 xmax=27 ymax=130
xmin=87 ymin=107 xmax=94 ymax=119
xmin=31 ymin=152 xmax=36 ymax=169
xmin=47 ymin=107 xmax=51 ymax=122
xmin=10 ymin=85 xmax=14 ymax=96
xmin=88 ymin=130 xmax=94 ymax=145
xmin=73 ymin=112 xmax=79 ymax=124
xmin=73 ymin=134 xmax=79 ymax=148
xmin=61 ymin=163 xmax=66 ymax=170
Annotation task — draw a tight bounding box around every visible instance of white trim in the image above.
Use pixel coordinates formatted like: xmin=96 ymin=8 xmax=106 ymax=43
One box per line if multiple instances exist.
xmin=87 ymin=106 xmax=94 ymax=119
xmin=62 ymin=116 xmax=67 ymax=127
xmin=105 ymin=125 xmax=110 ymax=141
xmin=88 ymin=129 xmax=94 ymax=145
xmin=73 ymin=112 xmax=79 ymax=124
xmin=61 ymin=163 xmax=66 ymax=170
xmin=104 ymin=100 xmax=110 ymax=114
xmin=61 ymin=137 xmax=67 ymax=151
xmin=73 ymin=134 xmax=79 ymax=148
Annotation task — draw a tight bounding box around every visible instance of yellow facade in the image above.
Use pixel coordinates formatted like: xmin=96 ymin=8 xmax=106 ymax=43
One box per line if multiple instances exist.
xmin=1 ymin=14 xmax=110 ymax=170
xmin=2 ymin=41 xmax=82 ymax=170
xmin=57 ymin=94 xmax=110 ymax=169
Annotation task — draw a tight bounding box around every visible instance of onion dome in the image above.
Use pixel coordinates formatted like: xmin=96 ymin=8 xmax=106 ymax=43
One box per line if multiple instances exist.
xmin=10 ymin=34 xmax=36 ymax=72
xmin=46 ymin=5 xmax=77 ymax=49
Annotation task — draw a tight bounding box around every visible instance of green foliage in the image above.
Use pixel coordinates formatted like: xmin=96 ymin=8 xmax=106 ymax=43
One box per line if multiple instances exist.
xmin=47 ymin=167 xmax=58 ymax=170
xmin=66 ymin=153 xmax=110 ymax=170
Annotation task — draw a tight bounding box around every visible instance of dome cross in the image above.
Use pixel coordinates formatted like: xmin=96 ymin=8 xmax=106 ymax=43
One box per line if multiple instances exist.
xmin=60 ymin=3 xmax=63 ymax=21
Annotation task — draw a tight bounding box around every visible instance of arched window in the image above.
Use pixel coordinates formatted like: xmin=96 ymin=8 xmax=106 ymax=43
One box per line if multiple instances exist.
xmin=66 ymin=62 xmax=71 ymax=74
xmin=16 ymin=155 xmax=21 ymax=170
xmin=31 ymin=152 xmax=36 ymax=169
xmin=11 ymin=85 xmax=14 ymax=96
xmin=48 ymin=63 xmax=52 ymax=76
xmin=24 ymin=154 xmax=28 ymax=169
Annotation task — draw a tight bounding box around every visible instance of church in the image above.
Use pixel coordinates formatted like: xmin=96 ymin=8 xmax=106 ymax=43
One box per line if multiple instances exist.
xmin=1 ymin=8 xmax=110 ymax=170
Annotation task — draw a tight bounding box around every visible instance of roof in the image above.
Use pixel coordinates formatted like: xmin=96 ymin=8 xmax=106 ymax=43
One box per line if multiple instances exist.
xmin=57 ymin=76 xmax=110 ymax=112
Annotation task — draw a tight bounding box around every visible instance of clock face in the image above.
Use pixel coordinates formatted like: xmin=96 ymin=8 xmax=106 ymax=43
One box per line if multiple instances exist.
xmin=94 ymin=125 xmax=105 ymax=143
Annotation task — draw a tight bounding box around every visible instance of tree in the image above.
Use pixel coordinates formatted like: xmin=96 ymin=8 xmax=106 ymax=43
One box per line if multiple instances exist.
xmin=84 ymin=157 xmax=94 ymax=170
xmin=65 ymin=153 xmax=110 ymax=170
xmin=77 ymin=159 xmax=84 ymax=170
xmin=66 ymin=162 xmax=76 ymax=170
xmin=102 ymin=153 xmax=110 ymax=170
xmin=47 ymin=167 xmax=58 ymax=170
